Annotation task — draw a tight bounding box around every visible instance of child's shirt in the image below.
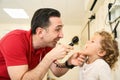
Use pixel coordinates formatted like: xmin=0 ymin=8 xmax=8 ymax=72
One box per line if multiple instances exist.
xmin=79 ymin=59 xmax=112 ymax=80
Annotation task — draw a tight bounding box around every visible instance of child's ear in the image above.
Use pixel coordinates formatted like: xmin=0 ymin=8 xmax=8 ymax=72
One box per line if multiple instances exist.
xmin=98 ymin=50 xmax=106 ymax=57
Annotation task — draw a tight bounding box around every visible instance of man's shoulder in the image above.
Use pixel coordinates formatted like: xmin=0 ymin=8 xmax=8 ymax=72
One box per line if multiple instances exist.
xmin=0 ymin=29 xmax=30 ymax=44
xmin=2 ymin=29 xmax=29 ymax=38
xmin=8 ymin=29 xmax=28 ymax=35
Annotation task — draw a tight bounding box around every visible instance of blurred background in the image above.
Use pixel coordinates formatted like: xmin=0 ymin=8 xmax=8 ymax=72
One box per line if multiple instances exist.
xmin=0 ymin=0 xmax=120 ymax=80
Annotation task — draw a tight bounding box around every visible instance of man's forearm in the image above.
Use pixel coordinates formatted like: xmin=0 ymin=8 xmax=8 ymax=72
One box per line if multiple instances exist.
xmin=50 ymin=60 xmax=75 ymax=77
xmin=22 ymin=56 xmax=54 ymax=80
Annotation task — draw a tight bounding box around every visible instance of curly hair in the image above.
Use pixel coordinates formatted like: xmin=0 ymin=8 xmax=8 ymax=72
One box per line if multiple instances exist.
xmin=95 ymin=31 xmax=119 ymax=69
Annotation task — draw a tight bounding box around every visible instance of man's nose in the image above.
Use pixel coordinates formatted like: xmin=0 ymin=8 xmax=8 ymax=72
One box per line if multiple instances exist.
xmin=59 ymin=32 xmax=64 ymax=38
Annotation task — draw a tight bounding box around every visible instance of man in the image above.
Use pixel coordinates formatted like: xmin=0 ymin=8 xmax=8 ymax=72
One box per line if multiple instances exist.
xmin=0 ymin=8 xmax=85 ymax=80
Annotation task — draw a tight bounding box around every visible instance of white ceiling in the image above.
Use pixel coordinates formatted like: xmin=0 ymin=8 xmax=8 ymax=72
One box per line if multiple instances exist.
xmin=0 ymin=0 xmax=86 ymax=26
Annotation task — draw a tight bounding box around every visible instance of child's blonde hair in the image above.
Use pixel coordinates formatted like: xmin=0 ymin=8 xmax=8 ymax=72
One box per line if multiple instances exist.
xmin=95 ymin=31 xmax=119 ymax=69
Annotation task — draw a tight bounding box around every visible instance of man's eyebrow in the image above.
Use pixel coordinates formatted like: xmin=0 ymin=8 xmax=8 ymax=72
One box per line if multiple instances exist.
xmin=57 ymin=24 xmax=63 ymax=27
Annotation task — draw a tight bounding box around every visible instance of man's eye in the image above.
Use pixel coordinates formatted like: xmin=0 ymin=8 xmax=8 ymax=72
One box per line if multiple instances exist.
xmin=55 ymin=29 xmax=60 ymax=31
xmin=91 ymin=41 xmax=94 ymax=43
xmin=55 ymin=28 xmax=61 ymax=32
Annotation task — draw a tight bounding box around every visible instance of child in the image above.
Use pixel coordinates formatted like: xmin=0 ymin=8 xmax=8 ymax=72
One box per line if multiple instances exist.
xmin=79 ymin=31 xmax=119 ymax=80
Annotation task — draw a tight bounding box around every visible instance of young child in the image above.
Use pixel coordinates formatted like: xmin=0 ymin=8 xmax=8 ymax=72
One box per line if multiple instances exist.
xmin=79 ymin=31 xmax=119 ymax=80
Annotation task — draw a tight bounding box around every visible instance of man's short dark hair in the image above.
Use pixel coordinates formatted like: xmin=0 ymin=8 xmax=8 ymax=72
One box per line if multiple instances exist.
xmin=31 ymin=8 xmax=61 ymax=34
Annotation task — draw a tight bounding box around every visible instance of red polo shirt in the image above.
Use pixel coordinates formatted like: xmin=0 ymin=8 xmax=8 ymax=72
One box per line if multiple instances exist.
xmin=0 ymin=29 xmax=52 ymax=80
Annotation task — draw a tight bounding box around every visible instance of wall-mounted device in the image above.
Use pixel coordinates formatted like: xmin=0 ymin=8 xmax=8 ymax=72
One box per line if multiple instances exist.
xmin=85 ymin=0 xmax=105 ymax=12
xmin=112 ymin=21 xmax=119 ymax=38
xmin=109 ymin=1 xmax=120 ymax=23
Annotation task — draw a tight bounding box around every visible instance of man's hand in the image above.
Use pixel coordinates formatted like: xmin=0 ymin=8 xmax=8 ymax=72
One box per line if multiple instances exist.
xmin=46 ymin=44 xmax=73 ymax=62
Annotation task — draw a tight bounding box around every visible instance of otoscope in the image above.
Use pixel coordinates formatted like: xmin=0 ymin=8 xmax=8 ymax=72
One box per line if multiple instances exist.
xmin=69 ymin=36 xmax=79 ymax=46
xmin=54 ymin=36 xmax=79 ymax=67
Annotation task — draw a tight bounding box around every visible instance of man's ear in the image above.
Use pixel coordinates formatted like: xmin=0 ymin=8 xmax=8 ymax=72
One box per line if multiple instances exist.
xmin=35 ymin=27 xmax=45 ymax=37
xmin=98 ymin=50 xmax=106 ymax=57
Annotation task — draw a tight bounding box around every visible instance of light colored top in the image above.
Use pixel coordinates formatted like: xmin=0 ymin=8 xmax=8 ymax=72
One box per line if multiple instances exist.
xmin=79 ymin=59 xmax=112 ymax=80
